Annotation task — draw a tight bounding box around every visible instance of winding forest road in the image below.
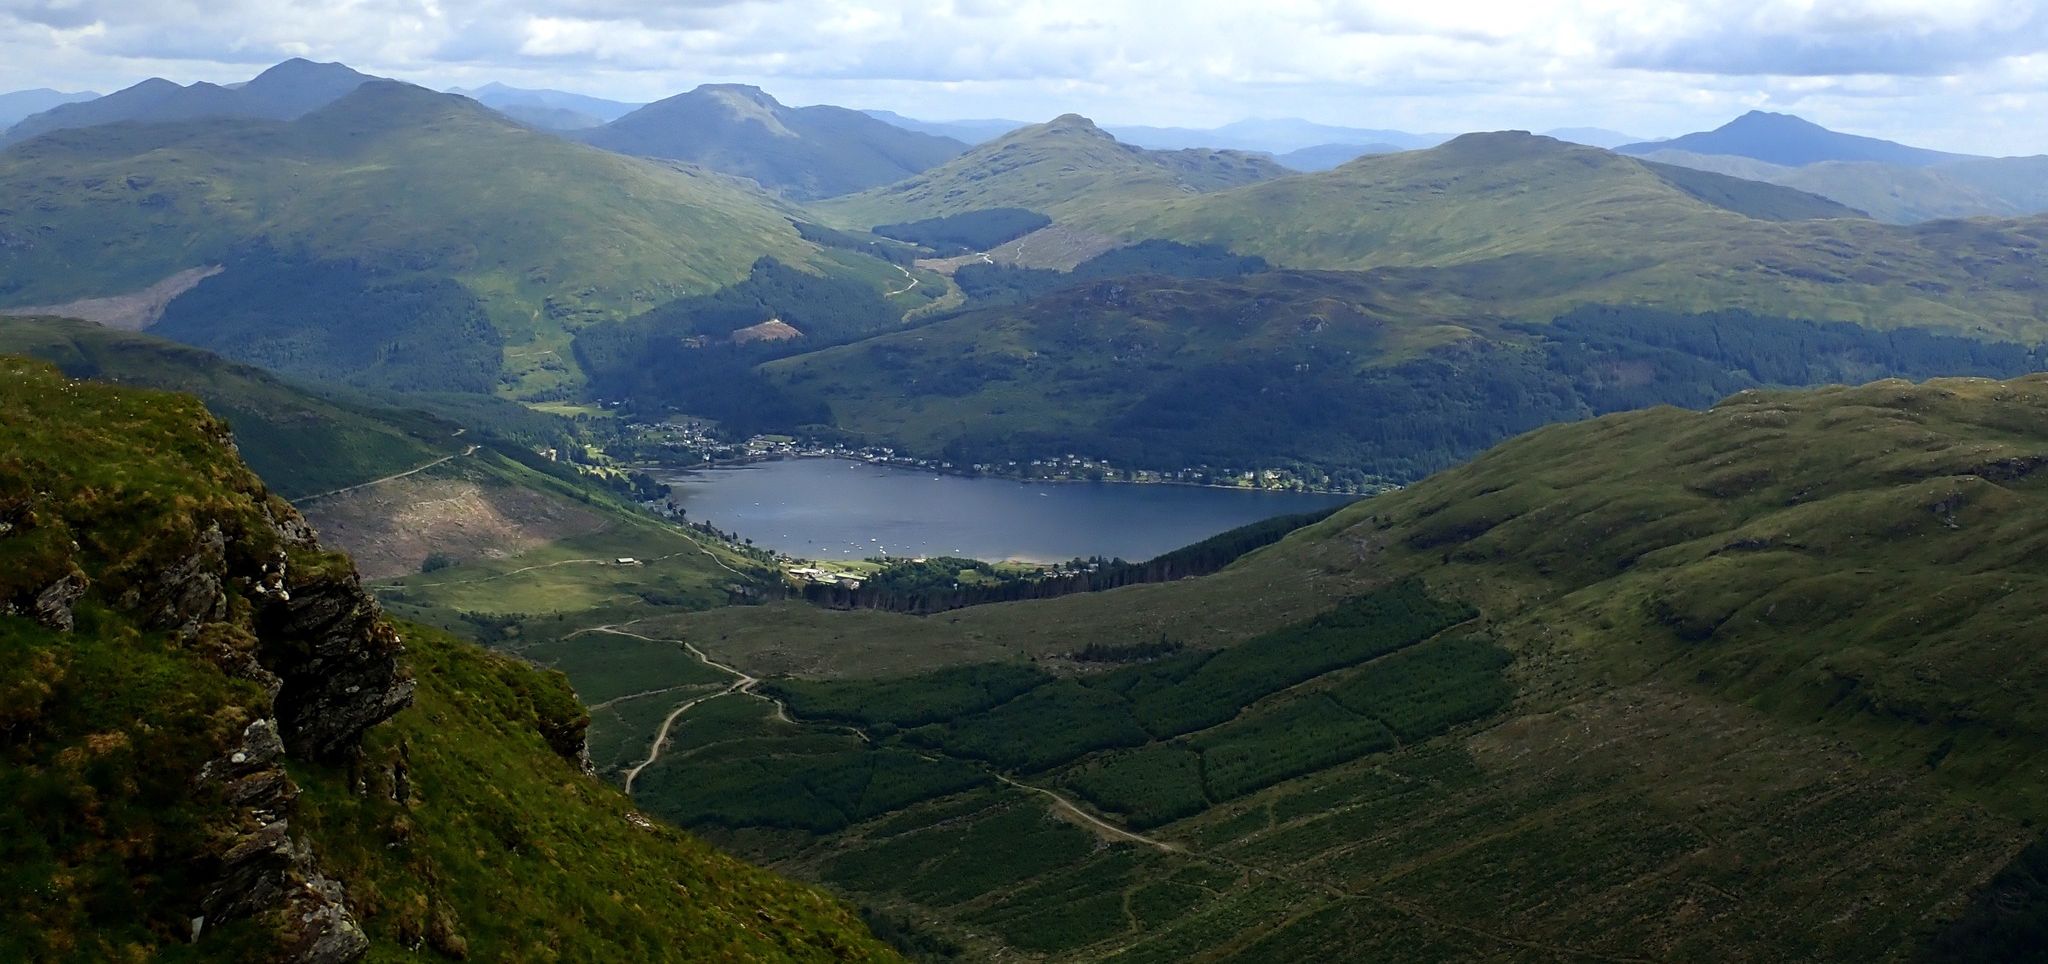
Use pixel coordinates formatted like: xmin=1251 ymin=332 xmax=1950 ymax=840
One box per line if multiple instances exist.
xmin=292 ymin=444 xmax=477 ymax=505
xmin=579 ymin=622 xmax=1175 ymax=851
xmin=885 ymin=263 xmax=920 ymax=297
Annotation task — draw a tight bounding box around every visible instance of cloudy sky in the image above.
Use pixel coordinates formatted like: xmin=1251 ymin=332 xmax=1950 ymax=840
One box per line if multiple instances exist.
xmin=5 ymin=0 xmax=2048 ymax=154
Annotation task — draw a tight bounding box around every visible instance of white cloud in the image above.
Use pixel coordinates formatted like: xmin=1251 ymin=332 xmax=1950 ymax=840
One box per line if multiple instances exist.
xmin=2 ymin=0 xmax=2046 ymax=153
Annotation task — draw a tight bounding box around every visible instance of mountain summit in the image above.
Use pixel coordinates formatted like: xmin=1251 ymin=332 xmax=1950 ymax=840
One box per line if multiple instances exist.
xmin=579 ymin=83 xmax=968 ymax=200
xmin=2 ymin=58 xmax=376 ymax=145
xmin=820 ymin=112 xmax=1289 ymax=225
xmin=1616 ymin=110 xmax=1976 ymax=167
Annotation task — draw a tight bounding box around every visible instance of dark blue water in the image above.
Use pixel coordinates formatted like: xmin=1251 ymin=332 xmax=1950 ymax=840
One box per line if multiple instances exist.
xmin=660 ymin=457 xmax=1354 ymax=563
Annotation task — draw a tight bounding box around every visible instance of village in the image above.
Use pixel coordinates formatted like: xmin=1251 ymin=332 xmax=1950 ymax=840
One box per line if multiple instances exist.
xmin=617 ymin=416 xmax=1382 ymax=494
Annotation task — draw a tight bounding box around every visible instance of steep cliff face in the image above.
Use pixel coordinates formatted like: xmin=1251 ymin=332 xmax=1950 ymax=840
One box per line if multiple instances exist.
xmin=0 ymin=356 xmax=410 ymax=961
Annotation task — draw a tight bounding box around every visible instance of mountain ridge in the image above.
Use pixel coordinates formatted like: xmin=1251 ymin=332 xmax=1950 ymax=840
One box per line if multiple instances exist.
xmin=817 ymin=112 xmax=1290 ymax=227
xmin=1617 ymin=109 xmax=1977 ymax=167
xmin=581 ymin=84 xmax=968 ymax=200
xmin=2 ymin=58 xmax=375 ymax=145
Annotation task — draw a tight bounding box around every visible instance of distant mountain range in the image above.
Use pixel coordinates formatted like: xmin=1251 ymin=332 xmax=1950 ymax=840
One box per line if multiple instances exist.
xmin=1621 ymin=111 xmax=2048 ymax=222
xmin=857 ymin=112 xmax=1643 ymax=170
xmin=1272 ymin=143 xmax=1406 ymax=171
xmin=860 ymin=109 xmax=1029 ymax=144
xmin=1617 ymin=110 xmax=1974 ymax=167
xmin=1 ymin=59 xmax=375 ymax=146
xmin=450 ymin=82 xmax=641 ymax=131
xmin=1106 ymin=118 xmax=1451 ymax=153
xmin=579 ymin=85 xmax=968 ymax=200
xmin=1540 ymin=127 xmax=1641 ymax=149
xmin=0 ymin=88 xmax=98 ymax=128
xmin=819 ymin=113 xmax=1290 ymax=227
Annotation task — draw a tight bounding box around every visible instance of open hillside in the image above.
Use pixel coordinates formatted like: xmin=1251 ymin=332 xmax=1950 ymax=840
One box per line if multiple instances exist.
xmin=0 ymin=317 xmax=769 ymax=635
xmin=1 ymin=59 xmax=375 ymax=146
xmin=574 ymin=373 xmax=2048 ymax=960
xmin=0 ymin=81 xmax=838 ymax=395
xmin=582 ymin=84 xmax=967 ymax=200
xmin=1083 ymin=132 xmax=2048 ymax=332
xmin=0 ymin=355 xmax=899 ymax=962
xmin=0 ymin=316 xmax=454 ymax=498
xmin=763 ymin=267 xmax=2048 ymax=484
xmin=816 ymin=114 xmax=1288 ymax=227
xmin=1644 ymin=149 xmax=2048 ymax=224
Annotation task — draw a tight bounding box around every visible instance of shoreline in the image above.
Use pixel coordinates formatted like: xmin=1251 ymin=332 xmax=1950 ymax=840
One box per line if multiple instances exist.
xmin=641 ymin=452 xmax=1382 ymax=498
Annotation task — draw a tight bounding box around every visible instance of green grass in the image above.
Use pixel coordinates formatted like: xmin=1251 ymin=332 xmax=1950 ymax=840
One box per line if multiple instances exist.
xmin=1094 ymin=133 xmax=2048 ymax=333
xmin=295 ymin=625 xmax=902 ymax=961
xmin=629 ymin=372 xmax=2048 ymax=960
xmin=0 ymin=358 xmax=900 ymax=960
xmin=816 ymin=114 xmax=1284 ymax=227
xmin=0 ymin=317 xmax=451 ymax=499
xmin=529 ymin=629 xmax=731 ymax=704
xmin=0 ymin=82 xmax=831 ymax=391
xmin=762 ymin=662 xmax=1049 ymax=729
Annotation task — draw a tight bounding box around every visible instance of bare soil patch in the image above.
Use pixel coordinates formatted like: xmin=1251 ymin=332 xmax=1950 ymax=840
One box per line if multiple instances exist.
xmin=303 ymin=473 xmax=609 ymax=580
xmin=0 ymin=265 xmax=223 ymax=330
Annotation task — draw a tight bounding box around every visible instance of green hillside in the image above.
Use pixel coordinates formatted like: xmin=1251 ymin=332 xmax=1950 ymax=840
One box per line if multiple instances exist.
xmin=0 ymin=354 xmax=899 ymax=961
xmin=1643 ymin=149 xmax=2048 ymax=224
xmin=1089 ymin=132 xmax=2048 ymax=333
xmin=763 ymin=270 xmax=2048 ymax=484
xmin=0 ymin=81 xmax=833 ymax=394
xmin=816 ymin=113 xmax=1288 ymax=227
xmin=0 ymin=316 xmax=453 ymax=498
xmin=581 ymin=84 xmax=966 ymax=201
xmin=584 ymin=373 xmax=2048 ymax=960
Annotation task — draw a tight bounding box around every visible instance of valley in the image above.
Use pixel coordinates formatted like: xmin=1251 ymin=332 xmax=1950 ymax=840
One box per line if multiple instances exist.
xmin=7 ymin=44 xmax=2048 ymax=964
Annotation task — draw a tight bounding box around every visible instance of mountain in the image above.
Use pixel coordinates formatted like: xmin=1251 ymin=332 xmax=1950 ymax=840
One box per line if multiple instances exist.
xmin=0 ymin=315 xmax=453 ymax=499
xmin=0 ymin=81 xmax=827 ymax=395
xmin=0 ymin=88 xmax=97 ymax=127
xmin=1081 ymin=131 xmax=2048 ymax=330
xmin=816 ymin=113 xmax=1290 ymax=228
xmin=761 ymin=264 xmax=2048 ymax=485
xmin=0 ymin=354 xmax=900 ymax=961
xmin=2 ymin=58 xmax=375 ymax=145
xmin=1632 ymin=147 xmax=1796 ymax=182
xmin=863 ymin=109 xmax=1030 ymax=144
xmin=1273 ymin=142 xmax=1405 ymax=170
xmin=1616 ymin=110 xmax=1976 ymax=167
xmin=1540 ymin=126 xmax=1640 ymax=148
xmin=1645 ymin=148 xmax=2048 ymax=224
xmin=618 ymin=373 xmax=2048 ymax=960
xmin=492 ymin=103 xmax=609 ymax=130
xmin=580 ymin=85 xmax=969 ymax=200
xmin=450 ymin=81 xmax=640 ymax=123
xmin=1110 ymin=118 xmax=1448 ymax=153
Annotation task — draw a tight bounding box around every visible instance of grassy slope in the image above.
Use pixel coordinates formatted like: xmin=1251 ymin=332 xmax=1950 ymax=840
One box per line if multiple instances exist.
xmin=765 ymin=270 xmax=1482 ymax=454
xmin=0 ymin=316 xmax=450 ymax=498
xmin=815 ymin=114 xmax=1287 ymax=227
xmin=0 ymin=81 xmax=826 ymax=390
xmin=0 ymin=355 xmax=897 ymax=960
xmin=641 ymin=374 xmax=2048 ymax=959
xmin=294 ymin=622 xmax=898 ymax=962
xmin=1647 ymin=150 xmax=2048 ymax=224
xmin=582 ymin=84 xmax=966 ymax=201
xmin=1091 ymin=132 xmax=2048 ymax=333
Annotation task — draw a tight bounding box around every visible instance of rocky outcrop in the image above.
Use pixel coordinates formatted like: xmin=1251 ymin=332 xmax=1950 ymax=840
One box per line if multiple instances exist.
xmin=197 ymin=719 xmax=369 ymax=964
xmin=1 ymin=362 xmax=415 ymax=963
xmin=257 ymin=559 xmax=415 ymax=760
